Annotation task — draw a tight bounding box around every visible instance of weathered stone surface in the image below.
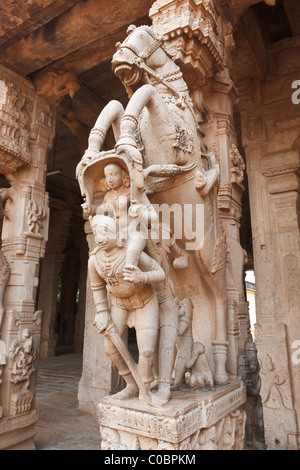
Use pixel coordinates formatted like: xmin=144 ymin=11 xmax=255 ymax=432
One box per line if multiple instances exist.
xmin=0 ymin=0 xmax=82 ymax=47
xmin=0 ymin=64 xmax=55 ymax=450
xmin=0 ymin=0 xmax=155 ymax=75
xmin=98 ymin=381 xmax=246 ymax=449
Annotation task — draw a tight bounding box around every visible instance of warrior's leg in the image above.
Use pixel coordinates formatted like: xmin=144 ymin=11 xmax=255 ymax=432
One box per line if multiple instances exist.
xmin=134 ymin=295 xmax=158 ymax=393
xmin=104 ymin=304 xmax=138 ymax=399
xmin=151 ymin=287 xmax=179 ymax=406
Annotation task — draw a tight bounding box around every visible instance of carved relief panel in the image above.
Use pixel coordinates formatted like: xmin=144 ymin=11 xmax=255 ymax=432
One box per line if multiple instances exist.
xmin=0 ymin=74 xmax=31 ymax=176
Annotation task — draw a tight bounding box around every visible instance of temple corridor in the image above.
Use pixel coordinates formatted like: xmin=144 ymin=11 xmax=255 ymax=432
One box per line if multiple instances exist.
xmin=34 ymin=353 xmax=100 ymax=450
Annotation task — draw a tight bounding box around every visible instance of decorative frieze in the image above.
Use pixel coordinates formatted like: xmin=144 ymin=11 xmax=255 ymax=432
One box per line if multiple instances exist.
xmin=0 ymin=78 xmax=31 ymax=175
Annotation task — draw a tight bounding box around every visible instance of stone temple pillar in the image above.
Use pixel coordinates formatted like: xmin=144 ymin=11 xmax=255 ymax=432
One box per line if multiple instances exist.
xmin=238 ymin=41 xmax=300 ymax=449
xmin=0 ymin=65 xmax=55 ymax=449
xmin=73 ymin=231 xmax=88 ymax=353
xmin=57 ymin=245 xmax=80 ymax=350
xmin=37 ymin=208 xmax=72 ymax=358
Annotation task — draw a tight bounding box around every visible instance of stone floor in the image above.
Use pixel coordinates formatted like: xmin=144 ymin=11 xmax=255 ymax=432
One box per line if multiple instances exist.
xmin=34 ymin=352 xmax=102 ymax=451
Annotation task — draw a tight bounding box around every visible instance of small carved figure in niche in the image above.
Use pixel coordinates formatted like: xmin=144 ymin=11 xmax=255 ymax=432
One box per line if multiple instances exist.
xmin=237 ymin=342 xmax=266 ymax=450
xmin=89 ymin=215 xmax=165 ymax=402
xmin=0 ymin=187 xmax=10 ymax=333
xmin=173 ymin=298 xmax=194 ymax=386
xmin=9 ymin=329 xmax=36 ymax=390
xmin=26 ymin=200 xmax=46 ymax=234
xmin=187 ymin=342 xmax=214 ymax=389
xmin=198 ymin=426 xmax=218 ymax=450
xmin=173 ymin=297 xmax=213 ymax=390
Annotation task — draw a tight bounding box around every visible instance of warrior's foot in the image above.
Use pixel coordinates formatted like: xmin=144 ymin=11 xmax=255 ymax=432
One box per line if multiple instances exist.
xmin=112 ymin=383 xmax=139 ymax=400
xmin=150 ymin=384 xmax=171 ymax=407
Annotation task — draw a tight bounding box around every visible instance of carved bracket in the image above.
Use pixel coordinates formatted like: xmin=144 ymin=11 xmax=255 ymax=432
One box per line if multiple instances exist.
xmin=33 ymin=68 xmax=80 ymax=106
xmin=0 ymin=79 xmax=31 ymax=175
xmin=149 ymin=0 xmax=226 ymax=83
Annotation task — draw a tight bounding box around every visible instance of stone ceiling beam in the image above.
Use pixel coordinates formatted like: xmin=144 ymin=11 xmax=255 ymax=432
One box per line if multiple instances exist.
xmin=46 ymin=18 xmax=150 ymax=77
xmin=0 ymin=0 xmax=82 ymax=47
xmin=0 ymin=0 xmax=155 ymax=76
xmin=220 ymin=0 xmax=276 ymax=25
xmin=232 ymin=6 xmax=268 ymax=83
xmin=283 ymin=0 xmax=300 ymax=36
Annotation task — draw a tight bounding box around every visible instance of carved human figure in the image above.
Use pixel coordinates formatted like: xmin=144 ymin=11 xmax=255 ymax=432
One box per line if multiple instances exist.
xmin=173 ymin=298 xmax=193 ymax=386
xmin=173 ymin=298 xmax=213 ymax=389
xmin=198 ymin=426 xmax=218 ymax=450
xmin=101 ymin=162 xmax=157 ymax=268
xmin=187 ymin=342 xmax=214 ymax=389
xmin=9 ymin=329 xmax=36 ymax=391
xmin=26 ymin=199 xmax=46 ymax=234
xmin=101 ymin=162 xmax=131 ymax=228
xmin=237 ymin=342 xmax=266 ymax=449
xmin=0 ymin=187 xmax=10 ymax=333
xmin=88 ymin=214 xmax=165 ymax=401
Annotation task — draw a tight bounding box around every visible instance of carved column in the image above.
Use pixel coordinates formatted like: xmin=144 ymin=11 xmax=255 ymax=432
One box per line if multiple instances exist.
xmin=57 ymin=247 xmax=80 ymax=350
xmin=0 ymin=65 xmax=55 ymax=449
xmin=73 ymin=232 xmax=88 ymax=353
xmin=238 ymin=40 xmax=300 ymax=448
xmin=202 ymin=73 xmax=251 ymax=376
xmin=34 ymin=67 xmax=80 ymax=359
xmin=37 ymin=208 xmax=72 ymax=358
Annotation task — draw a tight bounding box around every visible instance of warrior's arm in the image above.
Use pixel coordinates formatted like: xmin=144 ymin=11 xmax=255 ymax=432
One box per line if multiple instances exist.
xmin=88 ymin=256 xmax=109 ymax=313
xmin=123 ymin=252 xmax=165 ymax=284
xmin=138 ymin=252 xmax=166 ymax=284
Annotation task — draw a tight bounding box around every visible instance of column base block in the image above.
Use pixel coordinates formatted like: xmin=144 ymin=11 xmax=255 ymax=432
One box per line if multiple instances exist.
xmin=98 ymin=380 xmax=247 ymax=450
xmin=0 ymin=410 xmax=38 ymax=450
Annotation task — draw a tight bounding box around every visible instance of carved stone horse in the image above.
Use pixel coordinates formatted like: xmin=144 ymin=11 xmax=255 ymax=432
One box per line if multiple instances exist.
xmin=78 ymin=25 xmax=229 ymax=388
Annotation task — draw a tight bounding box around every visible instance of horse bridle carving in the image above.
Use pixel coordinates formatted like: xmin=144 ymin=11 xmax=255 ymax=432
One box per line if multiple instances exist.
xmin=116 ymin=25 xmax=170 ymax=61
xmin=116 ymin=25 xmax=199 ymax=130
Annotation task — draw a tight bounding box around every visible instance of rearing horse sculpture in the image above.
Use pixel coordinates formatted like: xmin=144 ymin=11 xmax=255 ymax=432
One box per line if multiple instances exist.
xmin=77 ymin=25 xmax=229 ymax=400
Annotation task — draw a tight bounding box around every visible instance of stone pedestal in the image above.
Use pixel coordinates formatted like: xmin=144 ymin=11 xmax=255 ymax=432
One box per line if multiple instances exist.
xmin=98 ymin=380 xmax=246 ymax=450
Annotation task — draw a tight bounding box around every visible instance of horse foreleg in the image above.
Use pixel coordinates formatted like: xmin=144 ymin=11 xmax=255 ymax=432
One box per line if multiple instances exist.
xmin=194 ymin=252 xmax=229 ymax=383
xmin=212 ymin=290 xmax=229 ymax=384
xmin=83 ymin=100 xmax=124 ymax=158
xmin=151 ymin=290 xmax=179 ymax=406
xmin=116 ymin=84 xmax=157 ymax=147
